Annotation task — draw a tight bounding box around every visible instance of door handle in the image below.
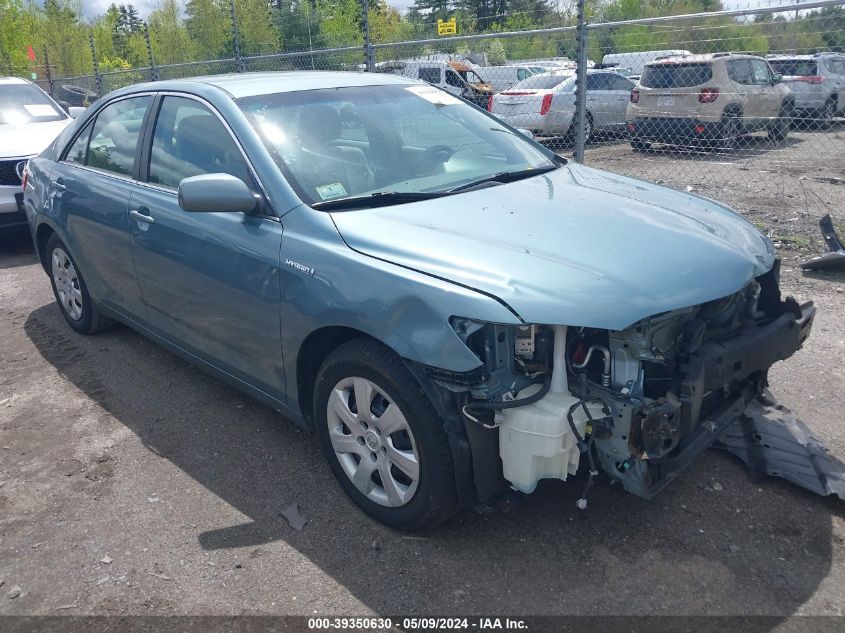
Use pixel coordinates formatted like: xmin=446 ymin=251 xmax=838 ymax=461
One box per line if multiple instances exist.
xmin=129 ymin=209 xmax=155 ymax=224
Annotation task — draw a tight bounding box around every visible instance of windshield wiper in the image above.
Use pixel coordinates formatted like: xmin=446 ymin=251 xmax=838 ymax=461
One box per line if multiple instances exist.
xmin=446 ymin=164 xmax=560 ymax=193
xmin=312 ymin=191 xmax=448 ymax=211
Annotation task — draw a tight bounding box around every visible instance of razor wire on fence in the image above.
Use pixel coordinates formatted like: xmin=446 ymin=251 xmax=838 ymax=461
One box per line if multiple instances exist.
xmin=30 ymin=0 xmax=845 ymax=256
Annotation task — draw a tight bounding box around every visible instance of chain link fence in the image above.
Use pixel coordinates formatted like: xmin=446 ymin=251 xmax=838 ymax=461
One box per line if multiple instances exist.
xmin=34 ymin=0 xmax=845 ymax=259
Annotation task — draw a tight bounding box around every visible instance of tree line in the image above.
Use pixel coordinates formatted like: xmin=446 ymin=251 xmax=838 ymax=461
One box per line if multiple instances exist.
xmin=0 ymin=0 xmax=841 ymax=79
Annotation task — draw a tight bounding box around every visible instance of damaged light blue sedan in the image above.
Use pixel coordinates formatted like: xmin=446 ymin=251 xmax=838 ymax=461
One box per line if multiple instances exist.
xmin=23 ymin=72 xmax=841 ymax=531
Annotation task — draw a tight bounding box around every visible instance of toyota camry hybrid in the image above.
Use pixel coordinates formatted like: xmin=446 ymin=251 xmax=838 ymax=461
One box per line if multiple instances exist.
xmin=21 ymin=72 xmax=843 ymax=530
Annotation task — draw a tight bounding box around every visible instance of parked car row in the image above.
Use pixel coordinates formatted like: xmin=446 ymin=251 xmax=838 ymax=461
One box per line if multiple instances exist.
xmin=488 ymin=69 xmax=636 ymax=142
xmin=483 ymin=51 xmax=844 ymax=154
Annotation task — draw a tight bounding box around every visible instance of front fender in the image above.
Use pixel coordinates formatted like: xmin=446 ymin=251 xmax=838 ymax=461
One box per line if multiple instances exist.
xmin=279 ymin=206 xmax=521 ymax=413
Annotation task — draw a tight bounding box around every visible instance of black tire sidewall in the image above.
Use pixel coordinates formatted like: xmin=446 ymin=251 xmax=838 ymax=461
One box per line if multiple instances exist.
xmin=314 ymin=340 xmax=457 ymax=531
xmin=46 ymin=234 xmax=97 ymax=334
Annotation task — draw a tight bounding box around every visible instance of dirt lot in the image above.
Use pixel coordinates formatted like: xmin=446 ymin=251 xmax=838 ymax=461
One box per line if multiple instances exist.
xmin=1 ymin=125 xmax=844 ymax=622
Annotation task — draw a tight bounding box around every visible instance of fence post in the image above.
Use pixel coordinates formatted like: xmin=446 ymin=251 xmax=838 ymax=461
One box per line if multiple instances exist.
xmin=89 ymin=32 xmax=104 ymax=97
xmin=144 ymin=23 xmax=159 ymax=81
xmin=44 ymin=46 xmax=54 ymax=97
xmin=229 ymin=0 xmax=245 ymax=72
xmin=362 ymin=0 xmax=375 ymax=71
xmin=572 ymin=0 xmax=588 ymax=164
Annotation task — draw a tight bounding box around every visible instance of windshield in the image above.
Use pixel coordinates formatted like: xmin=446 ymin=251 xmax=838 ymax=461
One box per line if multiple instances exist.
xmin=641 ymin=63 xmax=713 ymax=88
xmin=509 ymin=73 xmax=573 ymax=91
xmin=237 ymin=84 xmax=557 ymax=208
xmin=0 ymin=83 xmax=65 ymax=125
xmin=768 ymin=59 xmax=817 ymax=76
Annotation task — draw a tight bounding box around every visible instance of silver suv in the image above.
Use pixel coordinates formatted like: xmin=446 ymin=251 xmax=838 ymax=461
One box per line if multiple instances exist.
xmin=766 ymin=53 xmax=845 ymax=127
xmin=626 ymin=53 xmax=794 ymax=151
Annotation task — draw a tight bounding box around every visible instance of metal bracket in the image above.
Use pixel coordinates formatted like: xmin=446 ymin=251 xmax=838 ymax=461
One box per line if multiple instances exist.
xmin=715 ymin=390 xmax=845 ymax=499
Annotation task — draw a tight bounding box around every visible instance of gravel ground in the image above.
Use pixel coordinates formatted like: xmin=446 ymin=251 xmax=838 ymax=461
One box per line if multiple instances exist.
xmin=1 ymin=128 xmax=844 ymax=621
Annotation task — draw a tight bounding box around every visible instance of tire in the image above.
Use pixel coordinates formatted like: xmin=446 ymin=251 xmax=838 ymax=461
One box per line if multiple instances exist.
xmin=631 ymin=140 xmax=651 ymax=152
xmin=769 ymin=103 xmax=791 ymax=142
xmin=815 ymin=98 xmax=835 ymax=130
xmin=719 ymin=113 xmax=741 ymax=152
xmin=565 ymin=112 xmax=593 ymax=146
xmin=314 ymin=338 xmax=458 ymax=531
xmin=46 ymin=234 xmax=113 ymax=335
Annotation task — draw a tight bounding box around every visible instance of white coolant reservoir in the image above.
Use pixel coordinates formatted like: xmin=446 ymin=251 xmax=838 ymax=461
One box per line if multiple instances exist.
xmin=499 ymin=325 xmax=605 ymax=494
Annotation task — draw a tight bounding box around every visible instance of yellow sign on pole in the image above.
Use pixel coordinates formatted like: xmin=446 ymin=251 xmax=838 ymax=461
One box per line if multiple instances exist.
xmin=437 ymin=17 xmax=457 ymax=36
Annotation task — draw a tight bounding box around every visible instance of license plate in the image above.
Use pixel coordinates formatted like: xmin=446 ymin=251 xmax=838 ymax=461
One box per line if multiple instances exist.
xmin=657 ymin=96 xmax=676 ymax=106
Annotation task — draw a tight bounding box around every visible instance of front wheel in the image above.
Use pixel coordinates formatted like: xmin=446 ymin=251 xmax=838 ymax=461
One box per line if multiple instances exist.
xmin=314 ymin=338 xmax=458 ymax=531
xmin=769 ymin=104 xmax=792 ymax=142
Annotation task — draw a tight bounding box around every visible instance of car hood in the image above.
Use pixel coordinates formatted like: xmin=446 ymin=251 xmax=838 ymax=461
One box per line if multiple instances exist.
xmin=330 ymin=163 xmax=775 ymax=330
xmin=0 ymin=119 xmax=70 ymax=158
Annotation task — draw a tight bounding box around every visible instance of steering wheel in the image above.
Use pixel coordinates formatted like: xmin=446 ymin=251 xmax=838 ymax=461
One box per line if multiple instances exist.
xmin=413 ymin=144 xmax=455 ymax=177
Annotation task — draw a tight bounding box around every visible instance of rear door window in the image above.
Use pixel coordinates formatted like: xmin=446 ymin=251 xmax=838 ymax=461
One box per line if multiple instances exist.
xmin=586 ymin=74 xmax=611 ymax=90
xmin=640 ymin=63 xmax=713 ymax=88
xmin=77 ymin=96 xmax=151 ymax=177
xmin=727 ymin=59 xmax=754 ymax=85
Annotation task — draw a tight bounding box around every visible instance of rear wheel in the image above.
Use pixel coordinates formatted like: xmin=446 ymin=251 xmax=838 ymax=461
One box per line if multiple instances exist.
xmin=566 ymin=112 xmax=593 ymax=146
xmin=816 ymin=98 xmax=835 ymax=130
xmin=314 ymin=338 xmax=458 ymax=531
xmin=46 ymin=234 xmax=113 ymax=335
xmin=719 ymin=113 xmax=741 ymax=152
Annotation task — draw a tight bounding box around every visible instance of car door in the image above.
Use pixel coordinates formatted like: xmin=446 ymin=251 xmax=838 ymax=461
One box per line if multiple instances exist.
xmin=128 ymin=94 xmax=285 ymax=399
xmin=750 ymin=58 xmax=779 ymax=126
xmin=48 ymin=94 xmax=152 ymax=318
xmin=585 ymin=73 xmax=615 ymax=128
xmin=607 ymin=74 xmax=635 ymax=128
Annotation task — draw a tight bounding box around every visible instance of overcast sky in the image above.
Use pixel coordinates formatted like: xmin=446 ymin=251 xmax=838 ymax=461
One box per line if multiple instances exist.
xmin=75 ymin=0 xmax=813 ymax=20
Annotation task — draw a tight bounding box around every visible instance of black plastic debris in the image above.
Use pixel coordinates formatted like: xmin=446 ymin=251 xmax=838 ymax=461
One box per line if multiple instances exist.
xmin=716 ymin=390 xmax=845 ymax=500
xmin=801 ymin=214 xmax=845 ymax=271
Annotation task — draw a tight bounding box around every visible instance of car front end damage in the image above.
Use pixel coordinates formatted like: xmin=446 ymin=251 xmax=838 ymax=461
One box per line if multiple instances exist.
xmin=411 ymin=262 xmax=844 ymax=509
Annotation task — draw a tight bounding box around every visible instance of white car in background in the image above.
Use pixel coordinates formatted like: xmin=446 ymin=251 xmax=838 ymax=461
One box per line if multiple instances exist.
xmin=476 ymin=64 xmax=548 ymax=92
xmin=489 ymin=69 xmax=635 ymax=142
xmin=1 ymin=77 xmax=74 ymax=232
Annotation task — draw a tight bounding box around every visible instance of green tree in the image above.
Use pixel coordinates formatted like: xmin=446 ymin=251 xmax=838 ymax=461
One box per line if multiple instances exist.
xmin=148 ymin=0 xmax=196 ymax=64
xmin=185 ymin=0 xmax=230 ymax=58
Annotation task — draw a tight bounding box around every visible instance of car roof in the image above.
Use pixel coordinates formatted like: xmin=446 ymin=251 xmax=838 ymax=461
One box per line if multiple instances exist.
xmin=128 ymin=71 xmax=422 ymax=99
xmin=0 ymin=77 xmax=32 ymax=85
xmin=647 ymin=53 xmax=769 ymax=66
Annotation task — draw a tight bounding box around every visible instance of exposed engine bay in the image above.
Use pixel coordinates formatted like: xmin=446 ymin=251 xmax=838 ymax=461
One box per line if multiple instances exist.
xmin=428 ymin=261 xmax=845 ymax=508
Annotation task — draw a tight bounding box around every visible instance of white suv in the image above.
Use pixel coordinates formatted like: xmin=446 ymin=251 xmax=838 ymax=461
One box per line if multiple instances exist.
xmin=767 ymin=53 xmax=845 ymax=127
xmin=0 ymin=77 xmax=72 ymax=232
xmin=626 ymin=53 xmax=794 ymax=151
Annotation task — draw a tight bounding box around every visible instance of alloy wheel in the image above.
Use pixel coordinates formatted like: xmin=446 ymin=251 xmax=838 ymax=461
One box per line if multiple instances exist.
xmin=51 ymin=247 xmax=83 ymax=321
xmin=326 ymin=376 xmax=420 ymax=508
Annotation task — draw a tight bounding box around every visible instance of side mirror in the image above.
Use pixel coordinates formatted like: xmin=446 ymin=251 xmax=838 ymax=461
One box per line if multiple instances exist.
xmin=178 ymin=173 xmax=257 ymax=214
xmin=771 ymin=73 xmax=782 ymax=85
xmin=68 ymin=106 xmax=86 ymax=119
xmin=517 ymin=128 xmax=536 ymax=140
